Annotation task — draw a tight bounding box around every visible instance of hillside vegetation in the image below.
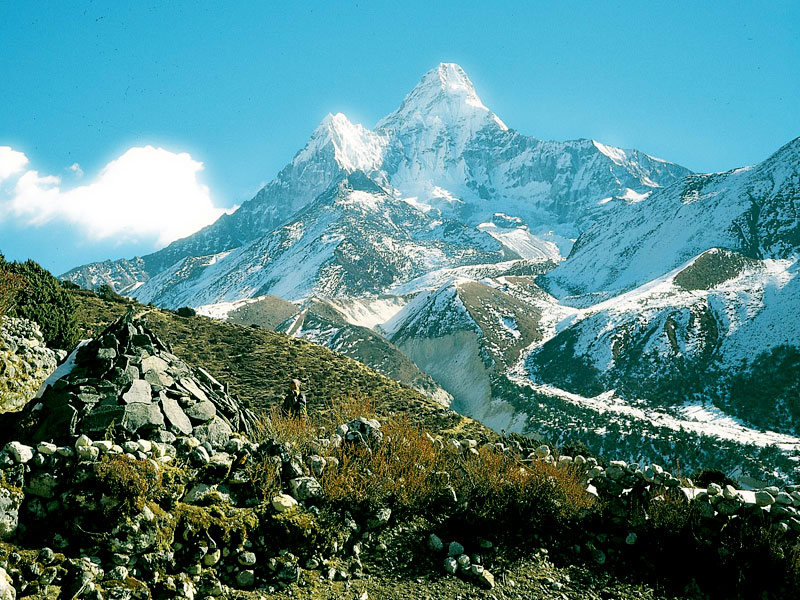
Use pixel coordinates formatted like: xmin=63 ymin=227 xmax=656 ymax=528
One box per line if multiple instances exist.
xmin=71 ymin=290 xmax=486 ymax=439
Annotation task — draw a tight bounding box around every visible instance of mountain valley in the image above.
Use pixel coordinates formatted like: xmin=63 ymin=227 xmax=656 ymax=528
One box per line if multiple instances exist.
xmin=60 ymin=63 xmax=800 ymax=485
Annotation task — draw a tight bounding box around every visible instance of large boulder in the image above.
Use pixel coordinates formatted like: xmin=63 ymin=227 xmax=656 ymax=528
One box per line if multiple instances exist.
xmin=0 ymin=485 xmax=23 ymax=540
xmin=0 ymin=567 xmax=15 ymax=600
xmin=0 ymin=316 xmax=59 ymax=414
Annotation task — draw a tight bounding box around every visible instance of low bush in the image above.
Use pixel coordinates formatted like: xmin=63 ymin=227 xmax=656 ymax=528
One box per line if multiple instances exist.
xmin=249 ymin=404 xmax=595 ymax=550
xmin=176 ymin=306 xmax=197 ymax=317
xmin=97 ymin=283 xmax=127 ymax=303
xmin=95 ymin=455 xmax=163 ymax=512
xmin=0 ymin=260 xmax=26 ymax=318
xmin=321 ymin=416 xmax=444 ymax=513
xmin=0 ymin=255 xmax=79 ymax=349
xmin=451 ymin=445 xmax=593 ymax=543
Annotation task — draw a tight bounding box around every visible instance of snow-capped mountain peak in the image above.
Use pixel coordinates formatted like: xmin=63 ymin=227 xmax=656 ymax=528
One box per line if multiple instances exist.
xmin=63 ymin=62 xmax=692 ymax=307
xmin=298 ymin=112 xmax=388 ymax=173
xmin=377 ymin=62 xmax=507 ymax=132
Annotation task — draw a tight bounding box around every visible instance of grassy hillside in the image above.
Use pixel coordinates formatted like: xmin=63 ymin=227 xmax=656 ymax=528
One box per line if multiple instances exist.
xmin=71 ymin=290 xmax=487 ymax=438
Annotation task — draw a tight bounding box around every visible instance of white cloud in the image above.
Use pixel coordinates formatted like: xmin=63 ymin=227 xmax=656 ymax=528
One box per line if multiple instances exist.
xmin=0 ymin=146 xmax=29 ymax=181
xmin=0 ymin=145 xmax=229 ymax=247
xmin=68 ymin=162 xmax=83 ymax=178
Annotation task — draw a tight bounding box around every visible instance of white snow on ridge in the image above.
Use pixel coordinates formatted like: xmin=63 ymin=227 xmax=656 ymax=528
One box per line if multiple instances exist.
xmin=388 ymin=260 xmax=524 ymax=296
xmin=336 ymin=190 xmax=382 ymax=212
xmin=514 ymin=379 xmax=800 ymax=452
xmin=477 ymin=222 xmax=563 ymax=261
xmin=324 ymin=296 xmax=409 ymax=330
xmin=592 ymin=140 xmax=629 ymax=166
xmin=195 ymin=295 xmax=291 ymax=320
xmin=528 ymin=250 xmax=800 ymax=383
xmin=299 ymin=113 xmax=387 ymax=173
xmin=377 ymin=63 xmax=508 ymax=132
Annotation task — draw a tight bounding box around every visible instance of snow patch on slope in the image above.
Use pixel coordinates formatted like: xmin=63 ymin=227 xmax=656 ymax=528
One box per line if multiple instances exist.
xmin=517 ymin=380 xmax=800 ymax=452
xmin=324 ymin=296 xmax=409 ymax=330
xmin=388 ymin=260 xmax=527 ymax=296
xmin=477 ymin=221 xmax=563 ymax=261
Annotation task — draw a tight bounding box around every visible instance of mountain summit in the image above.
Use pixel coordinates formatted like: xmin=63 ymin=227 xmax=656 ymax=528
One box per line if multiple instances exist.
xmin=377 ymin=62 xmax=508 ymax=132
xmin=57 ymin=65 xmax=800 ymax=489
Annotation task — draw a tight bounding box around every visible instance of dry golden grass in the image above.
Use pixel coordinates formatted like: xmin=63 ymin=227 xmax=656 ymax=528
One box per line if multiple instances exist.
xmin=321 ymin=416 xmax=445 ymax=511
xmin=317 ymin=413 xmax=594 ymax=539
xmin=94 ymin=454 xmax=163 ymax=513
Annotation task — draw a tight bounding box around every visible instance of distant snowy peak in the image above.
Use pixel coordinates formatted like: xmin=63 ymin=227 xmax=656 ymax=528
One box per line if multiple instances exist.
xmin=377 ymin=63 xmax=507 ymax=132
xmin=299 ymin=113 xmax=388 ymax=173
xmin=63 ymin=62 xmax=693 ymax=300
xmin=592 ymin=140 xmax=667 ymax=188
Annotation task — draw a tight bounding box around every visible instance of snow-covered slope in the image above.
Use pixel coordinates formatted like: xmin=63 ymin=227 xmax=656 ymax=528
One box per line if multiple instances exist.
xmin=526 ymin=249 xmax=800 ymax=433
xmin=542 ymin=137 xmax=800 ymax=303
xmin=130 ymin=173 xmax=507 ymax=307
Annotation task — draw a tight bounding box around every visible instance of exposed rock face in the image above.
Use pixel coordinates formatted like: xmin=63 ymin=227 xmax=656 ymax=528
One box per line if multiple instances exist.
xmin=0 ymin=317 xmax=60 ymax=414
xmin=6 ymin=309 xmax=257 ymax=445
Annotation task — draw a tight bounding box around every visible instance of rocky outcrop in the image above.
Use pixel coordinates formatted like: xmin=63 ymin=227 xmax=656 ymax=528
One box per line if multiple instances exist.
xmin=6 ymin=309 xmax=257 ymax=446
xmin=0 ymin=317 xmax=60 ymax=415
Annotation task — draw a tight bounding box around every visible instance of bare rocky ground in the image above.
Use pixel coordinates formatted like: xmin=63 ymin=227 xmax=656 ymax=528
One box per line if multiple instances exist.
xmin=246 ymin=526 xmax=679 ymax=600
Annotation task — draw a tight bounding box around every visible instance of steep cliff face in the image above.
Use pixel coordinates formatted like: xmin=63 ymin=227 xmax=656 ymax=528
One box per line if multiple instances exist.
xmin=0 ymin=317 xmax=60 ymax=414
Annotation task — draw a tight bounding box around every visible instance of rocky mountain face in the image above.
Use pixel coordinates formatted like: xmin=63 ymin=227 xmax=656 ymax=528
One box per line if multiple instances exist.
xmin=126 ymin=173 xmax=510 ymax=307
xmin=58 ymin=64 xmax=800 ymax=484
xmin=523 ymin=140 xmax=800 ymax=455
xmin=541 ymin=137 xmax=800 ymax=301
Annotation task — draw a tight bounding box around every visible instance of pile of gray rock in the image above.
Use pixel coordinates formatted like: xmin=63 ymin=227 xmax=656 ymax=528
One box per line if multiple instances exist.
xmin=431 ymin=534 xmax=496 ymax=590
xmin=6 ymin=310 xmax=257 ymax=447
xmin=0 ymin=316 xmax=61 ymax=414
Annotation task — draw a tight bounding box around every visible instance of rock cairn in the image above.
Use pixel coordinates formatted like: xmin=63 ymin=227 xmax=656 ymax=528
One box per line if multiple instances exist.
xmin=0 ymin=316 xmax=60 ymax=415
xmin=8 ymin=309 xmax=257 ymax=446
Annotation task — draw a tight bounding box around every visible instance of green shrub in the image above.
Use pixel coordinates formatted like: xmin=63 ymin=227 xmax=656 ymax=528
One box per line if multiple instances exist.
xmin=0 ymin=256 xmax=26 ymax=318
xmin=0 ymin=255 xmax=79 ymax=349
xmin=95 ymin=455 xmax=163 ymax=512
xmin=97 ymin=283 xmax=126 ymax=303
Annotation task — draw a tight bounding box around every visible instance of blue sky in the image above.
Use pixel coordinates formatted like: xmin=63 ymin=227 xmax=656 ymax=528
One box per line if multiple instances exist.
xmin=1 ymin=1 xmax=798 ymax=274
